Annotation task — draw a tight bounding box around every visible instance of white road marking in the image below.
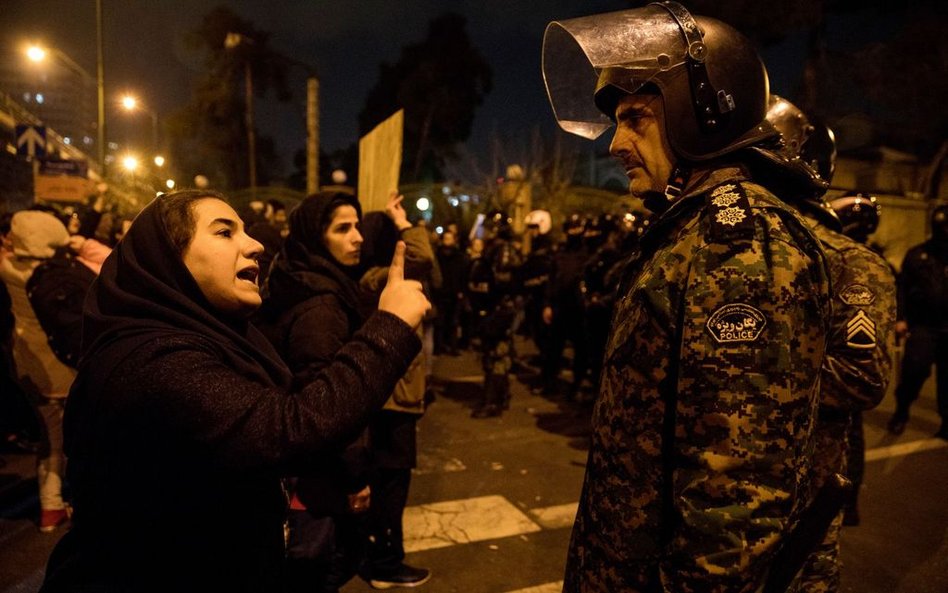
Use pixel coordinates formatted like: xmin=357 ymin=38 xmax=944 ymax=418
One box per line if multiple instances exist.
xmin=528 ymin=503 xmax=578 ymax=530
xmin=503 ymin=582 xmax=564 ymax=593
xmin=865 ymin=437 xmax=947 ymax=461
xmin=403 ymin=495 xmax=542 ymax=553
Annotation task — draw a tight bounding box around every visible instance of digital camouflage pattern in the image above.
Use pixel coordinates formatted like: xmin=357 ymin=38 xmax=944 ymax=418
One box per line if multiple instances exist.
xmin=564 ymin=169 xmax=832 ymax=593
xmin=789 ymin=219 xmax=897 ymax=593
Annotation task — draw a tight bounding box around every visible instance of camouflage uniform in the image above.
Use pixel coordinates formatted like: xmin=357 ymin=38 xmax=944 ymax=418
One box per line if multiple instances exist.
xmin=789 ymin=218 xmax=896 ymax=593
xmin=564 ymin=170 xmax=832 ymax=593
xmin=467 ymin=238 xmax=522 ymax=416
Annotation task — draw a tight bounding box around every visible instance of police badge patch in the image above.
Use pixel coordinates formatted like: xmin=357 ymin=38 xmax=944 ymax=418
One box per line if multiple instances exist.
xmin=846 ymin=310 xmax=877 ymax=349
xmin=839 ymin=284 xmax=875 ymax=306
xmin=707 ymin=303 xmax=767 ymax=343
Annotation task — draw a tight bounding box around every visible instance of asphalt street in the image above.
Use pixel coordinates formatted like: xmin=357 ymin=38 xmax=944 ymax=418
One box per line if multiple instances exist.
xmin=1 ymin=338 xmax=945 ymax=593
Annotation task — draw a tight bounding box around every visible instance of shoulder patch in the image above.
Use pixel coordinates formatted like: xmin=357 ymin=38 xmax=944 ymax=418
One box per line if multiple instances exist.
xmin=706 ymin=303 xmax=767 ymax=344
xmin=839 ymin=284 xmax=875 ymax=306
xmin=706 ymin=182 xmax=755 ymax=241
xmin=846 ymin=310 xmax=877 ymax=349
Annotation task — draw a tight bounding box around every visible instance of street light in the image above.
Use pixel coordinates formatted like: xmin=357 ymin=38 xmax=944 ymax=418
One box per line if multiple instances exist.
xmin=24 ymin=37 xmax=106 ymax=177
xmin=154 ymin=155 xmax=165 ymax=168
xmin=121 ymin=154 xmax=139 ymax=173
xmin=120 ymin=93 xmax=159 ymax=152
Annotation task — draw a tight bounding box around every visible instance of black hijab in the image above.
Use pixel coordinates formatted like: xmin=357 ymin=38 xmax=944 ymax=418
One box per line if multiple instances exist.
xmin=76 ymin=196 xmax=293 ymax=390
xmin=264 ymin=192 xmax=369 ymax=318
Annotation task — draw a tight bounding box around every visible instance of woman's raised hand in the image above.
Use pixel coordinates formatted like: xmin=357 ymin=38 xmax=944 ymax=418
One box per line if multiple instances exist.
xmin=384 ymin=191 xmax=412 ymax=231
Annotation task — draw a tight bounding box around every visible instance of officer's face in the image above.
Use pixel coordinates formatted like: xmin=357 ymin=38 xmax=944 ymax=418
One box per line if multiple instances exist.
xmin=610 ymin=94 xmax=675 ymax=199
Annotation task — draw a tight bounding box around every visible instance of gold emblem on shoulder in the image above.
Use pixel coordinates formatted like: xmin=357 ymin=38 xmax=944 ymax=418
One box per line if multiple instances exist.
xmin=715 ymin=207 xmax=747 ymax=227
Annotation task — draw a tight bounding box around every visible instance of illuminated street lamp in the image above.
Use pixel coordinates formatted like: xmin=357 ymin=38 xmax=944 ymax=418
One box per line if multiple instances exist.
xmin=120 ymin=93 xmax=159 ymax=151
xmin=25 ymin=17 xmax=107 ymax=176
xmin=121 ymin=154 xmax=140 ymax=173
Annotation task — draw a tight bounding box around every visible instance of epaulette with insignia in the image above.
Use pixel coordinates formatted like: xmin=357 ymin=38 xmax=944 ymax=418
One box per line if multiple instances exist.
xmin=704 ymin=182 xmax=755 ymax=242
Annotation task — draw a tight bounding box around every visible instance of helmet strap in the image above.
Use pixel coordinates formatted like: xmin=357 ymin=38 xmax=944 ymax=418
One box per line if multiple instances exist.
xmin=642 ymin=164 xmax=690 ymax=214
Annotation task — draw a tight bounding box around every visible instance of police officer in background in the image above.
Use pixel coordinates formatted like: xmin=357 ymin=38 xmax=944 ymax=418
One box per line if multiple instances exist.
xmin=542 ymin=3 xmax=832 ymax=590
xmin=540 ymin=214 xmax=590 ymax=399
xmin=467 ymin=211 xmax=522 ymax=418
xmin=752 ymin=97 xmax=897 ymax=593
xmin=888 ymin=203 xmax=948 ymax=440
xmin=828 ymin=192 xmax=891 ymax=526
xmin=580 ymin=213 xmax=624 ymax=398
xmin=521 ymin=211 xmax=555 ymax=366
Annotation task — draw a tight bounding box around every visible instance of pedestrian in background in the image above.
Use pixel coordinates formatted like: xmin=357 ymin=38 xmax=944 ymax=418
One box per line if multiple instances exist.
xmin=0 ymin=210 xmax=75 ymax=533
xmin=358 ymin=192 xmax=434 ymax=589
xmin=261 ymin=191 xmax=374 ymax=593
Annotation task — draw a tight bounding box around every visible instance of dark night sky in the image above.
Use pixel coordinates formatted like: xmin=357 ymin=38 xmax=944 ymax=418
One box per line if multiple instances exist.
xmin=3 ymin=1 xmax=906 ymax=178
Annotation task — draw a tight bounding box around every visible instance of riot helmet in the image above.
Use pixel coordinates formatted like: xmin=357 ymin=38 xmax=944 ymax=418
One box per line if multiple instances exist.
xmin=584 ymin=213 xmax=618 ymax=249
xmin=829 ymin=193 xmax=881 ymax=243
xmin=525 ymin=209 xmax=552 ymax=235
xmin=543 ymin=1 xmax=776 ymax=162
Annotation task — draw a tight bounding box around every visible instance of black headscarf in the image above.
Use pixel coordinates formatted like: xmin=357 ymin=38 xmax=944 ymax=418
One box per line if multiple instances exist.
xmin=76 ymin=196 xmax=293 ymax=390
xmin=263 ymin=192 xmax=370 ymax=320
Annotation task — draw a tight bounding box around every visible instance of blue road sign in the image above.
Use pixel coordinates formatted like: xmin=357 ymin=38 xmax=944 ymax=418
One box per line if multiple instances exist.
xmin=15 ymin=124 xmax=47 ymax=158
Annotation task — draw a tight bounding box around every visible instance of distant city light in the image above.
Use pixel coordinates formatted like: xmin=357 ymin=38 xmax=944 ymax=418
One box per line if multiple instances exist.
xmin=442 ymin=186 xmax=451 ymax=195
xmin=449 ymin=198 xmax=459 ymax=207
xmin=83 ymin=137 xmax=92 ymax=145
xmin=166 ymin=179 xmax=176 ymax=190
xmin=154 ymin=155 xmax=165 ymax=167
xmin=416 ymin=197 xmax=431 ymax=211
xmin=35 ymin=93 xmax=44 ymax=104
xmin=435 ymin=226 xmax=444 ymax=234
xmin=63 ymin=137 xmax=71 ymax=145
xmin=121 ymin=95 xmax=138 ymax=111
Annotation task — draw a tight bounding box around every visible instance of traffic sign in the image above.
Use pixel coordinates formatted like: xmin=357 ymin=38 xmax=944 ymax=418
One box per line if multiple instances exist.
xmin=40 ymin=158 xmax=88 ymax=178
xmin=15 ymin=124 xmax=47 ymax=158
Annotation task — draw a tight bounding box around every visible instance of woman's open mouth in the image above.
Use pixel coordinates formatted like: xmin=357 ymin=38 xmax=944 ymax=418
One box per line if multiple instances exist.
xmin=236 ymin=266 xmax=259 ymax=285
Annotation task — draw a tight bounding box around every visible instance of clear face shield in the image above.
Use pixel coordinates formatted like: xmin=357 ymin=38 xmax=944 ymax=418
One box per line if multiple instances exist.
xmin=541 ymin=4 xmax=689 ymax=140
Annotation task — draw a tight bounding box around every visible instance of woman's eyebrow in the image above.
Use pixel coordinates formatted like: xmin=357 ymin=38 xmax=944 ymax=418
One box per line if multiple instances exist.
xmin=209 ymin=218 xmax=238 ymax=229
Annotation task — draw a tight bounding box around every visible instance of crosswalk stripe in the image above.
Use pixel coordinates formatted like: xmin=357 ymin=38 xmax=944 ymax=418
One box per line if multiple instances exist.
xmin=403 ymin=495 xmax=542 ymax=553
xmin=503 ymin=582 xmax=564 ymax=593
xmin=528 ymin=503 xmax=578 ymax=530
xmin=864 ymin=437 xmax=947 ymax=461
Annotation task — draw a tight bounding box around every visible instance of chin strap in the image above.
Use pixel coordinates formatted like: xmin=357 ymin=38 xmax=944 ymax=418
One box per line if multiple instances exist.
xmin=645 ymin=164 xmax=691 ymax=214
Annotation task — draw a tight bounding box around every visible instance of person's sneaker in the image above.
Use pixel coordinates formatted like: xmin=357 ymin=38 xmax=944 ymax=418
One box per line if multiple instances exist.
xmin=39 ymin=507 xmax=71 ymax=533
xmin=368 ymin=564 xmax=431 ymax=589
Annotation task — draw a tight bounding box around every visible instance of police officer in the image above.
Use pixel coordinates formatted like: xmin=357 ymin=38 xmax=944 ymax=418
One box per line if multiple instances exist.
xmin=521 ymin=211 xmax=555 ymax=369
xmin=467 ymin=211 xmax=522 ymax=418
xmin=580 ymin=213 xmax=623 ymax=397
xmin=828 ymin=191 xmax=892 ymax=527
xmin=540 ymin=214 xmax=590 ymax=399
xmin=887 ymin=204 xmax=948 ymax=440
xmin=753 ymin=97 xmax=897 ymax=593
xmin=542 ymin=3 xmax=832 ymax=590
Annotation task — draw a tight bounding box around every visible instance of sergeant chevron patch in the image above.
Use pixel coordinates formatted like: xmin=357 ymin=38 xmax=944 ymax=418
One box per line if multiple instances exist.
xmin=846 ymin=310 xmax=877 ymax=349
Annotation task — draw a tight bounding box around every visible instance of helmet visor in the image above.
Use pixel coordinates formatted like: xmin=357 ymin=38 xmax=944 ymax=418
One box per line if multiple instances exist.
xmin=542 ymin=5 xmax=688 ymax=139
